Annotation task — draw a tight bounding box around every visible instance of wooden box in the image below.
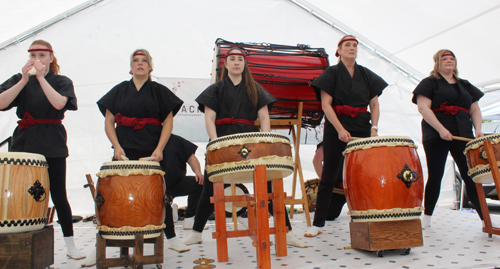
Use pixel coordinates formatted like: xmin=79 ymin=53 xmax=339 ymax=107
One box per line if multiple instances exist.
xmin=0 ymin=225 xmax=54 ymax=269
xmin=349 ymin=219 xmax=423 ymax=251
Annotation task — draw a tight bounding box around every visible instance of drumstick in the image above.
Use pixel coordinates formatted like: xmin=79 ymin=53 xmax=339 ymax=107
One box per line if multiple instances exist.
xmin=139 ymin=156 xmax=156 ymax=161
xmin=348 ymin=137 xmax=362 ymax=141
xmin=452 ymin=136 xmax=472 ymax=142
xmin=120 ymin=155 xmax=129 ymax=161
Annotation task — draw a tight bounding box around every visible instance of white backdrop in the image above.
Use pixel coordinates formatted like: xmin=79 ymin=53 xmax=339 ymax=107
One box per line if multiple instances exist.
xmin=0 ymin=0 xmax=476 ymax=216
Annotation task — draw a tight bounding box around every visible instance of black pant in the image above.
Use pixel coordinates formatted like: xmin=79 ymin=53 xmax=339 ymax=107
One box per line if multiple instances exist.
xmin=422 ymin=139 xmax=483 ymax=219
xmin=326 ymin=193 xmax=346 ymax=220
xmin=313 ymin=131 xmax=368 ymax=227
xmin=120 ymin=148 xmax=176 ymax=239
xmin=192 ymin=171 xmax=292 ymax=233
xmin=46 ymin=157 xmax=74 ymax=237
xmin=167 ymin=176 xmax=203 ymax=218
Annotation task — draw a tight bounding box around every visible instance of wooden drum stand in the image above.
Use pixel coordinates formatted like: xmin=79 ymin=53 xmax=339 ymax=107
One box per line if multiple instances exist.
xmin=210 ymin=165 xmax=288 ymax=269
xmin=473 ymin=139 xmax=500 ymax=237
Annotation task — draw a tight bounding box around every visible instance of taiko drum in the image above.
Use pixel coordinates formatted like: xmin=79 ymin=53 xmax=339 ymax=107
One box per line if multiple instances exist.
xmin=343 ymin=136 xmax=424 ymax=222
xmin=464 ymin=133 xmax=500 ymax=184
xmin=0 ymin=152 xmax=49 ymax=234
xmin=205 ymin=132 xmax=294 ymax=183
xmin=95 ymin=160 xmax=166 ymax=239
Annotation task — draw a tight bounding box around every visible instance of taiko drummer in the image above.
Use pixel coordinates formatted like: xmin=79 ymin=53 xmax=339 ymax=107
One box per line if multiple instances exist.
xmin=412 ymin=49 xmax=484 ymax=228
xmin=182 ymin=47 xmax=307 ymax=248
xmin=0 ymin=40 xmax=86 ymax=259
xmin=305 ymin=35 xmax=388 ymax=237
xmin=96 ymin=49 xmax=188 ymax=252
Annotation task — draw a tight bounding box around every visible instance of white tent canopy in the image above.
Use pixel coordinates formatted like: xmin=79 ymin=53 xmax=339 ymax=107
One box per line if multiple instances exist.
xmin=0 ymin=0 xmax=497 ymax=214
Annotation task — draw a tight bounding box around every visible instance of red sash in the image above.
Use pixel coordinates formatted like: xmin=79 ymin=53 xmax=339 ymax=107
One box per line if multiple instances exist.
xmin=432 ymin=103 xmax=469 ymax=115
xmin=17 ymin=112 xmax=62 ymax=129
xmin=333 ymin=105 xmax=368 ymax=118
xmin=215 ymin=117 xmax=254 ymax=125
xmin=115 ymin=113 xmax=162 ymax=129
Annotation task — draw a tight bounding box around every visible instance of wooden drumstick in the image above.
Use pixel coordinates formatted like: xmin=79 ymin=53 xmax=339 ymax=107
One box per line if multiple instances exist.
xmin=452 ymin=136 xmax=473 ymax=142
xmin=348 ymin=137 xmax=362 ymax=141
xmin=120 ymin=155 xmax=129 ymax=161
xmin=139 ymin=156 xmax=156 ymax=161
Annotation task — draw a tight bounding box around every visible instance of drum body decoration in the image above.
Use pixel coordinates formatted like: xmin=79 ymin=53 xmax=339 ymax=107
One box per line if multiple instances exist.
xmin=0 ymin=152 xmax=49 ymax=234
xmin=212 ymin=38 xmax=329 ymax=128
xmin=342 ymin=136 xmax=424 ymax=222
xmin=206 ymin=132 xmax=294 ymax=183
xmin=464 ymin=134 xmax=500 ymax=183
xmin=95 ymin=160 xmax=166 ymax=239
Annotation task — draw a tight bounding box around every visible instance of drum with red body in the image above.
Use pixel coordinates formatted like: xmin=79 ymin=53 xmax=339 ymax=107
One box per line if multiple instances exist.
xmin=342 ymin=136 xmax=424 ymax=222
xmin=0 ymin=152 xmax=50 ymax=234
xmin=464 ymin=133 xmax=500 ymax=183
xmin=212 ymin=38 xmax=329 ymax=128
xmin=95 ymin=160 xmax=166 ymax=239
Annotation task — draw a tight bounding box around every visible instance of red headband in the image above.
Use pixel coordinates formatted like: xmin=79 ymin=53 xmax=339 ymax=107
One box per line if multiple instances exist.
xmin=225 ymin=52 xmax=246 ymax=59
xmin=28 ymin=48 xmax=53 ymax=53
xmin=133 ymin=52 xmax=146 ymax=56
xmin=335 ymin=38 xmax=358 ymax=57
xmin=338 ymin=38 xmax=358 ymax=47
xmin=435 ymin=52 xmax=455 ymax=62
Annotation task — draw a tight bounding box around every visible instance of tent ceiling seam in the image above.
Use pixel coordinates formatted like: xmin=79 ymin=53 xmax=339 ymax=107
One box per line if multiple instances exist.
xmin=394 ymin=3 xmax=500 ymax=55
xmin=0 ymin=0 xmax=106 ymax=51
xmin=288 ymin=0 xmax=423 ymax=83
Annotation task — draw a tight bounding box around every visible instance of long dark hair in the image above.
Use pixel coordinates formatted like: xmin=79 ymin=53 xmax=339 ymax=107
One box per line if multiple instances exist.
xmin=221 ymin=47 xmax=259 ymax=107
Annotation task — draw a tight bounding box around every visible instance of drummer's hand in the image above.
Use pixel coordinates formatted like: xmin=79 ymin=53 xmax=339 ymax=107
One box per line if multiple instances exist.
xmin=151 ymin=149 xmax=163 ymax=162
xmin=475 ymin=131 xmax=484 ymax=138
xmin=338 ymin=129 xmax=351 ymax=143
xmin=195 ymin=172 xmax=204 ymax=185
xmin=439 ymin=129 xmax=452 ymax=141
xmin=370 ymin=128 xmax=378 ymax=137
xmin=21 ymin=60 xmax=34 ymax=82
xmin=33 ymin=60 xmax=47 ymax=80
xmin=114 ymin=147 xmax=126 ymax=160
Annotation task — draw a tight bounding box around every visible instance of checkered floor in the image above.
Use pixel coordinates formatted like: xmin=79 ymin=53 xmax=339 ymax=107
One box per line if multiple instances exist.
xmin=48 ymin=205 xmax=500 ymax=269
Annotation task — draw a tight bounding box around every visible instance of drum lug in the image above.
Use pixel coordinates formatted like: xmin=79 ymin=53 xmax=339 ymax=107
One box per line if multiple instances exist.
xmin=27 ymin=180 xmax=47 ymax=202
xmin=397 ymin=164 xmax=419 ymax=188
xmin=237 ymin=145 xmax=251 ymax=158
xmin=95 ymin=191 xmax=105 ymax=211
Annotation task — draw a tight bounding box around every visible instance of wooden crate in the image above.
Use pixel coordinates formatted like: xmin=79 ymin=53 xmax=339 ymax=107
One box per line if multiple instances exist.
xmin=349 ymin=219 xmax=423 ymax=251
xmin=0 ymin=225 xmax=54 ymax=269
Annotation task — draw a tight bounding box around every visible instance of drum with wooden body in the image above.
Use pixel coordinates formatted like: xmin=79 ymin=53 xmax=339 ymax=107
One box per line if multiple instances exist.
xmin=304 ymin=178 xmax=344 ymax=212
xmin=342 ymin=136 xmax=424 ymax=222
xmin=205 ymin=132 xmax=294 ymax=183
xmin=95 ymin=160 xmax=166 ymax=239
xmin=464 ymin=134 xmax=500 ymax=183
xmin=0 ymin=152 xmax=49 ymax=234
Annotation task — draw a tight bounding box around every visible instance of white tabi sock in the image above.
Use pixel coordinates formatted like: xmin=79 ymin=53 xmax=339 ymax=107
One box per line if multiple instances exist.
xmin=64 ymin=236 xmax=86 ymax=260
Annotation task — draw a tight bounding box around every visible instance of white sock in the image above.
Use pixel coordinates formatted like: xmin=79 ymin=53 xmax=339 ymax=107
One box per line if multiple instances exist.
xmin=172 ymin=203 xmax=178 ymax=223
xmin=422 ymin=214 xmax=431 ymax=228
xmin=286 ymin=232 xmax=308 ymax=248
xmin=81 ymin=247 xmax=96 ymax=267
xmin=167 ymin=237 xmax=190 ymax=252
xmin=64 ymin=236 xmax=86 ymax=260
xmin=181 ymin=231 xmax=203 ymax=245
xmin=304 ymin=226 xmax=322 ymax=237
